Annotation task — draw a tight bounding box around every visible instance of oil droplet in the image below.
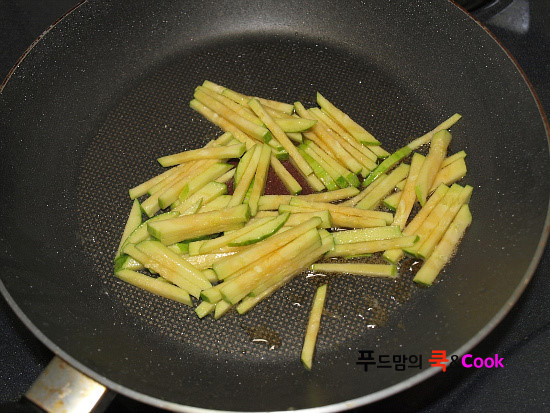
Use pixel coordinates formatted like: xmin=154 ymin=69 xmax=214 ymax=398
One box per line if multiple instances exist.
xmin=286 ymin=293 xmax=305 ymax=308
xmin=242 ymin=324 xmax=282 ymax=350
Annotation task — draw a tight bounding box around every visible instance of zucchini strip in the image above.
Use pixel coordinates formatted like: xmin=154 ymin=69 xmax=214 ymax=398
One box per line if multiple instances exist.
xmin=114 ymin=255 xmax=143 ymax=272
xmin=147 ymin=204 xmax=250 ymax=245
xmin=157 ymin=143 xmax=245 ymax=167
xmin=189 ymin=99 xmax=258 ymax=150
xmin=311 ymin=263 xmax=397 ymax=278
xmin=214 ymin=300 xmax=234 ymax=319
xmin=116 ymin=199 xmax=142 ymax=257
xmin=305 ymin=139 xmax=359 ymax=187
xmin=258 ymin=195 xmax=292 ymax=210
xmin=219 ymin=228 xmax=322 ymax=304
xmin=413 ymin=204 xmax=472 ymax=286
xmin=248 ymin=144 xmax=272 ymax=216
xmin=296 ymin=102 xmax=361 ymax=174
xmin=430 ymin=158 xmax=467 ymax=192
xmin=302 ymin=106 xmax=363 ymax=174
xmin=199 ymin=195 xmax=231 ymax=212
xmin=329 ymin=213 xmax=387 ymax=229
xmin=289 ymin=198 xmax=393 ymax=223
xmin=316 ymin=92 xmax=380 ymax=145
xmin=342 ymin=174 xmax=388 ymax=207
xmin=270 ymin=156 xmax=303 ymax=195
xmin=119 ymin=211 xmax=179 ymax=254
xmin=285 ymin=210 xmax=332 ymax=228
xmin=300 ymin=142 xmax=348 ymax=188
xmin=115 ymin=269 xmax=192 ymax=306
xmin=173 ymin=181 xmax=227 ymax=214
xmin=382 ymin=191 xmax=402 ymax=212
xmin=123 ymin=244 xmax=203 ymax=298
xmin=199 ymin=85 xmax=263 ymax=126
xmin=309 ymin=107 xmax=377 ymax=162
xmin=157 ymin=159 xmax=220 ymax=210
xmin=249 ymin=98 xmax=313 ymax=177
xmin=195 ymin=87 xmax=272 ymax=143
xmin=249 ymin=231 xmax=333 ymax=299
xmin=219 ymin=85 xmax=295 ymax=115
xmin=301 ymin=284 xmax=327 ymax=370
xmin=302 ymin=187 xmax=360 ymax=202
xmin=332 ymin=226 xmax=402 ymax=245
xmin=199 ymin=216 xmax=275 ymax=254
xmin=308 ymin=107 xmax=377 ymax=172
xmin=215 ymin=168 xmax=236 ymax=184
xmin=213 ymin=216 xmax=322 ymax=280
xmin=325 ymin=235 xmax=418 ymax=258
xmin=393 ymin=153 xmax=426 ymax=229
xmin=195 ymin=301 xmax=216 ymax=318
xmin=441 ymin=150 xmax=467 ymax=168
xmin=415 ymin=130 xmax=452 ymax=206
xmin=383 ymin=184 xmax=450 ymax=263
xmin=185 ymin=251 xmax=237 ymax=270
xmin=356 ymin=163 xmax=410 ymax=210
xmin=228 ymin=144 xmax=262 ymax=207
xmin=407 ymin=113 xmax=462 ymax=150
xmin=229 ymin=213 xmax=289 ymax=246
xmin=415 ymin=185 xmax=472 ymax=259
xmin=298 ymin=147 xmax=339 ymax=191
xmin=135 ymin=241 xmax=212 ymax=289
xmin=403 ymin=184 xmax=465 ymax=257
xmin=172 ymin=163 xmax=232 ymax=208
xmin=129 ymin=163 xmax=186 ymax=199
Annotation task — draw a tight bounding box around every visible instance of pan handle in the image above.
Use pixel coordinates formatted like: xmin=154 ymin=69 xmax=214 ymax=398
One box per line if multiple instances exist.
xmin=0 ymin=356 xmax=114 ymax=413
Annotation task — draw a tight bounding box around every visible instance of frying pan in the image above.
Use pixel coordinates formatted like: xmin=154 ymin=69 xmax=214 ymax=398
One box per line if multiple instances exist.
xmin=1 ymin=0 xmax=549 ymax=411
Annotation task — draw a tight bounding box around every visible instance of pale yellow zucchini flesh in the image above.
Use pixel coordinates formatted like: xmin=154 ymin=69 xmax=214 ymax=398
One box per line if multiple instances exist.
xmin=115 ymin=269 xmax=192 ymax=306
xmin=116 ymin=199 xmax=142 ymax=257
xmin=415 ymin=129 xmax=452 ymax=206
xmin=248 ymin=144 xmax=272 ymax=216
xmin=393 ymin=153 xmax=425 ymax=229
xmin=249 ymin=98 xmax=313 ymax=177
xmin=301 ymin=284 xmax=327 ymax=370
xmin=236 ymin=231 xmax=334 ymax=315
xmin=311 ymin=263 xmax=397 ymax=278
xmin=213 ymin=217 xmax=322 ymax=280
xmin=147 ymin=204 xmax=250 ymax=245
xmin=414 ymin=204 xmax=472 ymax=286
xmin=219 ymin=228 xmax=322 ymax=304
xmin=157 ymin=143 xmax=245 ymax=167
xmin=326 ymin=235 xmax=418 ymax=258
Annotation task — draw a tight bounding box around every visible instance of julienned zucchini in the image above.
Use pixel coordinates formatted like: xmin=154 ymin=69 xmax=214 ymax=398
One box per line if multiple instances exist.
xmin=123 ymin=244 xmax=203 ymax=298
xmin=331 ymin=226 xmax=402 ymax=245
xmin=311 ymin=263 xmax=397 ymax=278
xmin=197 ymin=216 xmax=275 ymax=254
xmin=228 ymin=212 xmax=289 ymax=246
xmin=115 ymin=82 xmax=472 ymax=371
xmin=413 ymin=204 xmax=472 ymax=286
xmin=415 ymin=130 xmax=452 ymax=206
xmin=116 ymin=269 xmax=192 ymax=306
xmin=301 ymin=283 xmax=327 ymax=370
xmin=213 ymin=217 xmax=322 ymax=280
xmin=219 ymin=228 xmax=323 ymax=304
xmin=173 ymin=181 xmax=227 ymax=213
xmin=116 ymin=199 xmax=142 ymax=258
xmin=119 ymin=211 xmax=179 ymax=255
xmin=147 ymin=204 xmax=250 ymax=245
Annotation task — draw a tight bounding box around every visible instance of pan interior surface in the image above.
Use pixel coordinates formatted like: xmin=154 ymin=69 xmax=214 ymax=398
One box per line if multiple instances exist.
xmin=0 ymin=0 xmax=549 ymax=411
xmin=76 ymin=35 xmax=431 ymax=410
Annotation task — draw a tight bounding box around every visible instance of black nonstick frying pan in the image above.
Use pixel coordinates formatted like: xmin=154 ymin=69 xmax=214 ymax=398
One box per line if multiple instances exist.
xmin=1 ymin=0 xmax=549 ymax=411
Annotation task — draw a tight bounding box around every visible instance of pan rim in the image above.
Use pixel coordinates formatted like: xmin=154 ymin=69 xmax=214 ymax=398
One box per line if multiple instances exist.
xmin=1 ymin=0 xmax=549 ymax=411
